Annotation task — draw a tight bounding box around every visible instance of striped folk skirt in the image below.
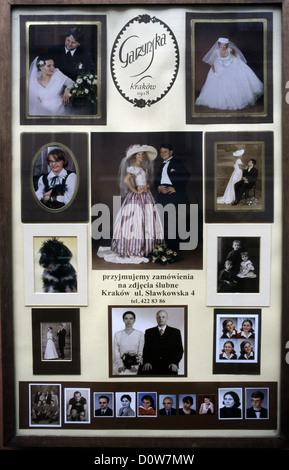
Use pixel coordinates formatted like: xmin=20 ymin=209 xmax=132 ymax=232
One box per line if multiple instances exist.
xmin=111 ymin=190 xmax=164 ymax=258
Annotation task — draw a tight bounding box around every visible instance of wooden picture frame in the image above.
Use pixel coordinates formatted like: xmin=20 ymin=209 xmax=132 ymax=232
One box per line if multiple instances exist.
xmin=20 ymin=14 xmax=107 ymax=125
xmin=32 ymin=308 xmax=80 ymax=375
xmin=186 ymin=11 xmax=273 ymax=124
xmin=1 ymin=0 xmax=289 ymax=456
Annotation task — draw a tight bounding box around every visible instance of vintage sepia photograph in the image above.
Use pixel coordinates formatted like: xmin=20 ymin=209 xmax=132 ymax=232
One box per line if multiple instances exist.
xmin=205 ymin=131 xmax=274 ymax=223
xmin=20 ymin=15 xmax=107 ymax=125
xmin=32 ymin=308 xmax=80 ymax=375
xmin=109 ymin=306 xmax=186 ymax=378
xmin=186 ymin=12 xmax=273 ymax=124
xmin=207 ymin=225 xmax=271 ymax=306
xmin=29 ymin=383 xmax=61 ymax=427
xmin=65 ymin=388 xmax=90 ymax=423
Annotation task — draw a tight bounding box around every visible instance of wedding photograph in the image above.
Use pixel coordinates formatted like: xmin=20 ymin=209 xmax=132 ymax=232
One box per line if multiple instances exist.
xmin=204 ymin=131 xmax=274 ymax=223
xmin=91 ymin=131 xmax=203 ymax=270
xmin=186 ymin=11 xmax=273 ymax=124
xmin=20 ymin=15 xmax=107 ymax=125
xmin=32 ymin=308 xmax=80 ymax=375
xmin=109 ymin=306 xmax=187 ymax=378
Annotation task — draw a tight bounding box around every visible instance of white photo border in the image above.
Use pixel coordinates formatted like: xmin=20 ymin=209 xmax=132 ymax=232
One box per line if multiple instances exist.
xmin=29 ymin=383 xmax=62 ymax=428
xmin=207 ymin=225 xmax=271 ymax=306
xmin=24 ymin=224 xmax=87 ymax=306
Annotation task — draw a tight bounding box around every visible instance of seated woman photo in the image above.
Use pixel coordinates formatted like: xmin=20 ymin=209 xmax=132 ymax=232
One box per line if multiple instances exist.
xmin=29 ymin=54 xmax=74 ymax=116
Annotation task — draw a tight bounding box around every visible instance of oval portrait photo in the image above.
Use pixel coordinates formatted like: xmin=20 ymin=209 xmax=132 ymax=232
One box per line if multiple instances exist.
xmin=32 ymin=144 xmax=78 ymax=211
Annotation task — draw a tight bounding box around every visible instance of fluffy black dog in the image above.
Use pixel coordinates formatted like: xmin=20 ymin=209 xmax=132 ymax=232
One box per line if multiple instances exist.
xmin=39 ymin=238 xmax=77 ymax=293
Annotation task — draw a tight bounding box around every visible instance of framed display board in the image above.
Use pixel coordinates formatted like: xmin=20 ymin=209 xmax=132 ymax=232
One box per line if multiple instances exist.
xmin=1 ymin=0 xmax=289 ymax=461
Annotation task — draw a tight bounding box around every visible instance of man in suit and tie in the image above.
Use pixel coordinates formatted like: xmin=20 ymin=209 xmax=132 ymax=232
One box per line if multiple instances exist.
xmin=139 ymin=310 xmax=184 ymax=376
xmin=57 ymin=323 xmax=66 ymax=359
xmin=233 ymin=159 xmax=258 ymax=205
xmin=246 ymin=390 xmax=268 ymax=419
xmin=159 ymin=396 xmax=177 ymax=415
xmin=94 ymin=395 xmax=113 ymax=417
xmin=154 ymin=143 xmax=190 ymax=250
xmin=48 ymin=27 xmax=95 ymax=82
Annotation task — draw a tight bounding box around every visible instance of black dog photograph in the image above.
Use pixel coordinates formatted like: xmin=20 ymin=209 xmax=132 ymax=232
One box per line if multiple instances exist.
xmin=37 ymin=237 xmax=77 ymax=293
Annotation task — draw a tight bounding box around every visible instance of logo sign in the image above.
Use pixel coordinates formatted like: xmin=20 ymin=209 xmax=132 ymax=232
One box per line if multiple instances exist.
xmin=111 ymin=14 xmax=179 ymax=108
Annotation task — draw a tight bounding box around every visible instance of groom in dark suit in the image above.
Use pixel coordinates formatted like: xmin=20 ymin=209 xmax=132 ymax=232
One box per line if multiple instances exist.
xmin=57 ymin=323 xmax=66 ymax=359
xmin=233 ymin=159 xmax=258 ymax=205
xmin=48 ymin=27 xmax=95 ymax=82
xmin=139 ymin=310 xmax=184 ymax=375
xmin=154 ymin=143 xmax=190 ymax=250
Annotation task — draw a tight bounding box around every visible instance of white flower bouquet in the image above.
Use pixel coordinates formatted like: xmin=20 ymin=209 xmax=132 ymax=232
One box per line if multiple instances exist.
xmin=70 ymin=63 xmax=98 ymax=103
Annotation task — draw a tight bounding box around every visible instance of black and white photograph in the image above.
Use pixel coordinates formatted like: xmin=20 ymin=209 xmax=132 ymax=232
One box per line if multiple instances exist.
xmin=207 ymin=225 xmax=271 ymax=306
xmin=109 ymin=306 xmax=186 ymax=377
xmin=21 ymin=133 xmax=89 ymax=223
xmin=115 ymin=392 xmax=136 ymax=418
xmin=29 ymin=383 xmax=61 ymax=427
xmin=137 ymin=392 xmax=158 ymax=417
xmin=65 ymin=388 xmax=90 ymax=423
xmin=205 ymin=132 xmax=274 ymax=223
xmin=245 ymin=388 xmax=269 ymax=419
xmin=91 ymin=132 xmax=203 ymax=271
xmin=41 ymin=322 xmax=71 ymax=361
xmin=186 ymin=12 xmax=273 ymax=124
xmin=20 ymin=15 xmax=107 ymax=125
xmin=213 ymin=309 xmax=261 ymax=375
xmin=24 ymin=224 xmax=87 ymax=306
xmin=218 ymin=388 xmax=243 ymax=420
xmin=32 ymin=308 xmax=80 ymax=375
xmin=94 ymin=393 xmax=114 ymax=418
xmin=217 ymin=237 xmax=260 ymax=294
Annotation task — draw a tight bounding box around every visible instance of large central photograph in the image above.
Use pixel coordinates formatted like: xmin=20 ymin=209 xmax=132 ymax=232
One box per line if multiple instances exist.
xmin=91 ymin=132 xmax=203 ymax=270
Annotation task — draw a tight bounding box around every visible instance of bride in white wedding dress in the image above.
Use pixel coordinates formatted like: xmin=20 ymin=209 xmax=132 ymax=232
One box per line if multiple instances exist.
xmin=29 ymin=54 xmax=74 ymax=116
xmin=195 ymin=38 xmax=264 ymax=111
xmin=97 ymin=144 xmax=164 ymax=264
xmin=217 ymin=149 xmax=244 ymax=205
xmin=44 ymin=327 xmax=59 ymax=360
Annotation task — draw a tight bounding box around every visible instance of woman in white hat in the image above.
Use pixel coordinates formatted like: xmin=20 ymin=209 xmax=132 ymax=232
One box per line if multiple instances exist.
xmin=195 ymin=37 xmax=263 ymax=111
xmin=98 ymin=144 xmax=164 ymax=264
xmin=217 ymin=149 xmax=244 ymax=205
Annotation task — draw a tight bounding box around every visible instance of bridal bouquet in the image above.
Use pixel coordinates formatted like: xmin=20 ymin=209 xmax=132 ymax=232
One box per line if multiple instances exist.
xmin=148 ymin=244 xmax=178 ymax=265
xmin=70 ymin=63 xmax=98 ymax=103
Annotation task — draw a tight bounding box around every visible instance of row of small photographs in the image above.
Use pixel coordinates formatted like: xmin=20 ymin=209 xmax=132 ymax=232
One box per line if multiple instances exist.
xmin=29 ymin=384 xmax=269 ymax=427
